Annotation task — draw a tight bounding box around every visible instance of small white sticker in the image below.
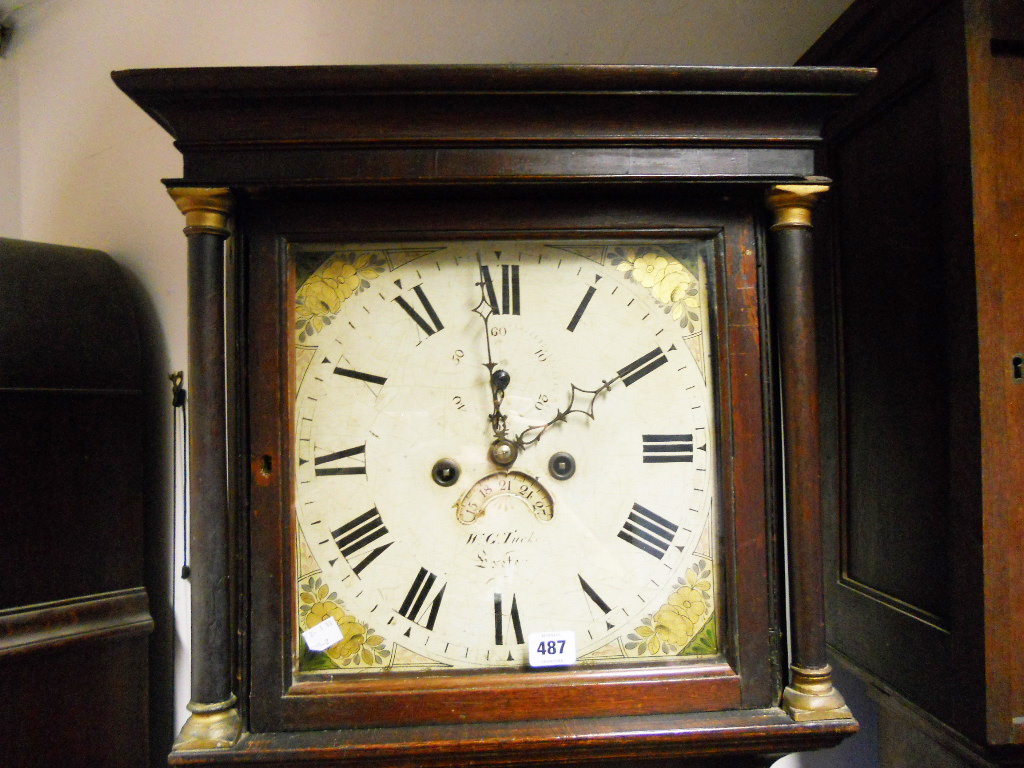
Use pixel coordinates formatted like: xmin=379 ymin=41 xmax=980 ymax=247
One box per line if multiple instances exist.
xmin=528 ymin=630 xmax=576 ymax=668
xmin=302 ymin=616 xmax=343 ymax=652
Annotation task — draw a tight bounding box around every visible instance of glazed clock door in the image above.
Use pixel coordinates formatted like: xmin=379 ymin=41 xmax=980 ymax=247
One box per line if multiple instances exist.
xmin=246 ymin=190 xmax=778 ymax=732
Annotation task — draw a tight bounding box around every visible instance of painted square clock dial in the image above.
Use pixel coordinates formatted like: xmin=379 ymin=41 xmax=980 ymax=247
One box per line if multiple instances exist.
xmin=292 ymin=239 xmax=718 ymax=675
xmin=112 ymin=64 xmax=873 ymax=766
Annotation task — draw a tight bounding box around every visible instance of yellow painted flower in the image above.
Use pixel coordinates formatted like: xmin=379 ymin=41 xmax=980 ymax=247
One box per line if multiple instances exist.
xmin=653 ymin=604 xmax=695 ymax=646
xmin=668 ymin=585 xmax=706 ymax=623
xmin=333 ymin=618 xmax=368 ymax=659
xmin=322 ymin=253 xmax=381 ymax=300
xmin=303 ymin=600 xmax=365 ymax=660
xmin=651 ymin=268 xmax=688 ymax=305
xmin=321 ymin=261 xmax=361 ymax=300
xmin=302 ymin=596 xmax=387 ymax=664
xmin=305 ymin=600 xmax=347 ymax=631
xmin=617 ymin=250 xmax=700 ymax=330
xmin=296 ymin=253 xmax=383 ymax=340
xmin=296 ymin=275 xmax=342 ymax=333
xmin=621 ymin=252 xmax=668 ymax=288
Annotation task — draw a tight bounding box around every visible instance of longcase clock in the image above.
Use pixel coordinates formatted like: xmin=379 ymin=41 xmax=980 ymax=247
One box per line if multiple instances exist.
xmin=113 ymin=65 xmax=872 ymax=767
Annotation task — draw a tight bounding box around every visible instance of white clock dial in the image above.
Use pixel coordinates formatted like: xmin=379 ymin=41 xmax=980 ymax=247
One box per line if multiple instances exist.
xmin=293 ymin=240 xmax=718 ymax=671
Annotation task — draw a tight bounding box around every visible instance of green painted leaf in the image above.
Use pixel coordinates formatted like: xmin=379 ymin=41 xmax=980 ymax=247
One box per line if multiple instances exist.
xmin=297 ymin=638 xmax=339 ymax=672
xmin=680 ymin=615 xmax=717 ymax=656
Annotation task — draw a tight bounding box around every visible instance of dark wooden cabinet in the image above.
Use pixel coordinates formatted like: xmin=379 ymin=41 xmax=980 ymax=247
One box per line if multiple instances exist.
xmin=113 ymin=65 xmax=871 ymax=766
xmin=800 ymin=1 xmax=1024 ymax=764
xmin=0 ymin=239 xmax=154 ymax=767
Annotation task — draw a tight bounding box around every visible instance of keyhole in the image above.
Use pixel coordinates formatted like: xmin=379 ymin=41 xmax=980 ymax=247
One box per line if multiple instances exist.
xmin=431 ymin=458 xmax=461 ymax=486
xmin=1013 ymin=355 xmax=1024 ymax=381
xmin=253 ymin=454 xmax=274 ymax=486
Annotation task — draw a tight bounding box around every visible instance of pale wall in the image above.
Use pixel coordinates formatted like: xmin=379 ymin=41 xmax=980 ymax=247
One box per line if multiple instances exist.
xmin=0 ymin=1 xmax=871 ymax=766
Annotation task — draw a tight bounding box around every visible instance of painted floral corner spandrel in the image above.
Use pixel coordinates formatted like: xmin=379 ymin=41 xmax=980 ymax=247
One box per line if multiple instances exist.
xmin=298 ymin=575 xmax=392 ymax=671
xmin=624 ymin=559 xmax=717 ymax=657
xmin=297 ymin=568 xmax=453 ymax=673
xmin=607 ymin=246 xmax=703 ymax=335
xmin=295 ymin=250 xmax=386 ymax=343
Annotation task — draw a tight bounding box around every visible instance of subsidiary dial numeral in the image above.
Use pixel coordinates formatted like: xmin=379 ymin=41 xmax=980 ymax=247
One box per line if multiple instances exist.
xmin=617 ymin=502 xmax=678 ymax=559
xmin=314 ymin=444 xmax=366 ymax=476
xmin=394 ymin=284 xmax=444 ymax=336
xmin=642 ymin=434 xmax=694 ymax=463
xmin=398 ymin=568 xmax=447 ymax=630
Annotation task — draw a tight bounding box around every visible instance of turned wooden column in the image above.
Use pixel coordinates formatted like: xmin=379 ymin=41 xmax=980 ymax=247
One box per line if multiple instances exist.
xmin=766 ymin=184 xmax=852 ymax=722
xmin=168 ymin=187 xmax=242 ymax=749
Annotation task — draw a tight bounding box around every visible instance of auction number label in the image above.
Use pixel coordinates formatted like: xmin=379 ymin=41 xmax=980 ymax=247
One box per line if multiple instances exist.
xmin=527 ymin=630 xmax=576 ymax=668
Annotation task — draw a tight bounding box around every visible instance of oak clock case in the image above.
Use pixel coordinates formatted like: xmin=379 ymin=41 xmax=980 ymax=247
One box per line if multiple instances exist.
xmin=111 ymin=64 xmax=872 ymax=766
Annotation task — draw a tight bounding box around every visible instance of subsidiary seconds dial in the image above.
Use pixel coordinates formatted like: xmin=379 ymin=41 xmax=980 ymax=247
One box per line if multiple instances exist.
xmin=293 ymin=239 xmax=718 ymax=670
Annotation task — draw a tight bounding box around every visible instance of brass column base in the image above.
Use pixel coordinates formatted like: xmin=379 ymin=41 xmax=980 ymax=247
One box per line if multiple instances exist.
xmin=782 ymin=664 xmax=855 ymax=722
xmin=173 ymin=697 xmax=242 ymax=751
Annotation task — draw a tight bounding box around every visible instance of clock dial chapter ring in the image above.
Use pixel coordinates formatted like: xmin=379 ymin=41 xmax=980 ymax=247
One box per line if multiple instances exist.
xmin=454 ymin=470 xmax=555 ymax=525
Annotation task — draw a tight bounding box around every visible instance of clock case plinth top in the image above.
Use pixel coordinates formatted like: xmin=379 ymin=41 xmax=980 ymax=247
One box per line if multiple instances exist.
xmin=112 ymin=64 xmax=874 ymax=190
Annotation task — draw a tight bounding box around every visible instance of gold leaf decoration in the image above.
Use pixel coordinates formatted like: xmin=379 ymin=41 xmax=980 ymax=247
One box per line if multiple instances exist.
xmin=607 ymin=247 xmax=702 ymax=334
xmin=295 ymin=251 xmax=386 ymax=343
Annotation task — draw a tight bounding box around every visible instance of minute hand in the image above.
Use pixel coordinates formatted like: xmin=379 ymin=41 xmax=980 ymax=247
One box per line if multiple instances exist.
xmin=514 ymin=346 xmax=670 ymax=449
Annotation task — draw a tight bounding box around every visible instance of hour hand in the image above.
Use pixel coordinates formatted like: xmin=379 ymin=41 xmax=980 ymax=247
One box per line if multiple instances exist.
xmin=487 ymin=368 xmax=511 ymax=438
xmin=472 ymin=255 xmax=511 ymax=440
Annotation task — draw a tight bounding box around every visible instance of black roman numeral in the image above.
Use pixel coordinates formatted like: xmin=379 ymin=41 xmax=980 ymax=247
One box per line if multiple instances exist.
xmin=617 ymin=502 xmax=678 ymax=559
xmin=618 ymin=347 xmax=669 ymax=387
xmin=398 ymin=567 xmax=446 ymax=630
xmin=333 ymin=366 xmax=387 ymax=386
xmin=394 ymin=285 xmax=444 ymax=336
xmin=494 ymin=593 xmax=524 ymax=645
xmin=314 ymin=444 xmax=366 ymax=476
xmin=331 ymin=508 xmax=392 ymax=575
xmin=481 ymin=264 xmax=520 ymax=315
xmin=567 ymin=285 xmax=596 ymax=332
xmin=642 ymin=434 xmax=694 ymax=463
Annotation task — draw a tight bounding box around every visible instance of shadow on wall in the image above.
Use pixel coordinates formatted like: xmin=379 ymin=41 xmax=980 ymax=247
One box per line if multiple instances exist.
xmin=118 ymin=262 xmax=177 ymax=768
